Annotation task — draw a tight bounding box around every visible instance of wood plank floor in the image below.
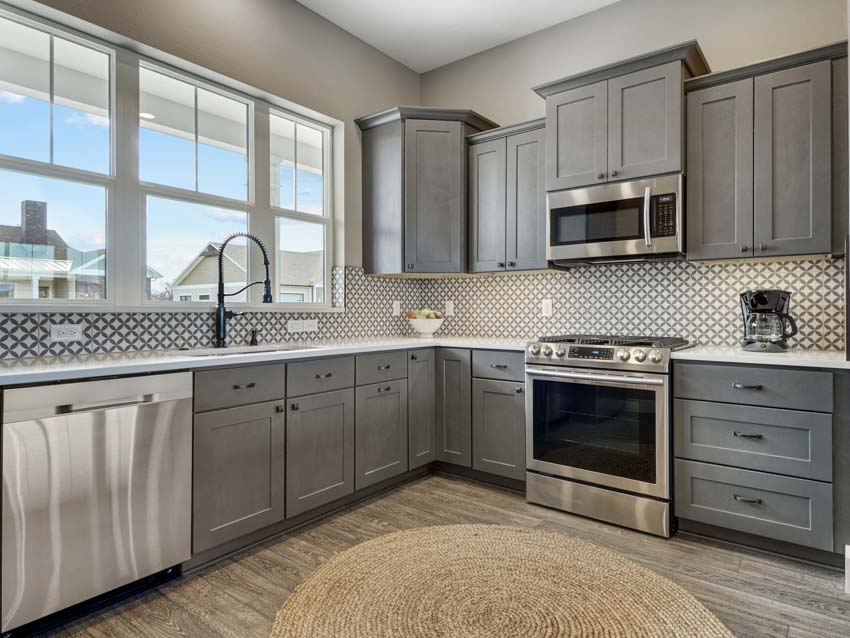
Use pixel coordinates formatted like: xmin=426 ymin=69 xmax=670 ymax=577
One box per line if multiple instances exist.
xmin=40 ymin=474 xmax=849 ymax=638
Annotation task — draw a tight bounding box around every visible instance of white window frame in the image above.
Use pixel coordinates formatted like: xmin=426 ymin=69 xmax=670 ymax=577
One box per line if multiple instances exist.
xmin=0 ymin=1 xmax=340 ymax=313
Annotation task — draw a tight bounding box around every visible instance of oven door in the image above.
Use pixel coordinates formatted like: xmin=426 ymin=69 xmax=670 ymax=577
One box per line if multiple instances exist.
xmin=546 ymin=174 xmax=682 ymax=261
xmin=525 ymin=365 xmax=669 ymax=499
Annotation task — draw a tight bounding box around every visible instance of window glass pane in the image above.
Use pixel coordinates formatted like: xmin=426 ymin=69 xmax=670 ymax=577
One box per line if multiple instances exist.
xmin=270 ymin=114 xmax=295 ymax=209
xmin=0 ymin=17 xmax=50 ymax=162
xmin=53 ymin=37 xmax=110 ymax=173
xmin=146 ymin=196 xmax=248 ymax=302
xmin=276 ymin=217 xmax=324 ymax=304
xmin=197 ymin=88 xmax=247 ymax=200
xmin=0 ymin=169 xmax=107 ymax=300
xmin=139 ymin=68 xmax=195 ymax=190
xmin=296 ymin=123 xmax=323 ymax=215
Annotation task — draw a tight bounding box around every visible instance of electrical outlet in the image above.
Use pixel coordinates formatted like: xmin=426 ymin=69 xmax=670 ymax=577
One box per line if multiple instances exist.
xmin=392 ymin=300 xmax=401 ymax=316
xmin=445 ymin=300 xmax=455 ymax=316
xmin=50 ymin=323 xmax=85 ymax=342
xmin=286 ymin=319 xmax=303 ymax=333
xmin=303 ymin=319 xmax=319 ymax=332
xmin=541 ymin=299 xmax=553 ymax=317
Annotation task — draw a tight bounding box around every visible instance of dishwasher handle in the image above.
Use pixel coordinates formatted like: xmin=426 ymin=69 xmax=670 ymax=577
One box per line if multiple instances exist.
xmin=55 ymin=394 xmax=157 ymax=415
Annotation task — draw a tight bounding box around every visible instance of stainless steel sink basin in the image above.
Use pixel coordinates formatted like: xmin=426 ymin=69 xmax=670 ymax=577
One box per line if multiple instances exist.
xmin=184 ymin=344 xmax=318 ymax=357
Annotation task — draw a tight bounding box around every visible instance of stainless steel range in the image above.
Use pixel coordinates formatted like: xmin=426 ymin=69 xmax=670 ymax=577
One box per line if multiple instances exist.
xmin=524 ymin=334 xmax=690 ymax=537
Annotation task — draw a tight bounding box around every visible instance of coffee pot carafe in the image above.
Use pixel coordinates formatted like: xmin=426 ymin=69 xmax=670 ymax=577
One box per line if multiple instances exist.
xmin=740 ymin=290 xmax=798 ymax=352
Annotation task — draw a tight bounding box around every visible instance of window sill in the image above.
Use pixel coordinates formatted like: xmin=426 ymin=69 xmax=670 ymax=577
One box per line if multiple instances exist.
xmin=0 ymin=302 xmax=345 ymax=314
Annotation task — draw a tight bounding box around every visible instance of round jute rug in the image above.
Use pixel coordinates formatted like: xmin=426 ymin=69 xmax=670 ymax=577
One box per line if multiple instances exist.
xmin=270 ymin=524 xmax=733 ymax=638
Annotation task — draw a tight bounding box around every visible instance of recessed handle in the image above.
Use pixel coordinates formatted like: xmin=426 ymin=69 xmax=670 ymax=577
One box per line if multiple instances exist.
xmin=315 ymin=372 xmax=334 ymax=379
xmin=232 ymin=382 xmax=256 ymax=390
xmin=733 ymin=382 xmax=763 ymax=390
xmin=490 ymin=363 xmax=508 ymax=369
xmin=377 ymin=364 xmax=391 ymax=371
xmin=733 ymin=431 xmax=763 ymax=440
xmin=733 ymin=494 xmax=763 ymax=505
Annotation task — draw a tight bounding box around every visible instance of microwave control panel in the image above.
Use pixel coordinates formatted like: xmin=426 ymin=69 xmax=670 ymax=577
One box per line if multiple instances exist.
xmin=653 ymin=194 xmax=677 ymax=237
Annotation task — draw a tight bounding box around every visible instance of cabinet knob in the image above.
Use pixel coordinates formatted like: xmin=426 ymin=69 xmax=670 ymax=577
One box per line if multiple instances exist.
xmin=740 ymin=245 xmax=749 ymax=253
xmin=291 ymin=403 xmax=299 ymax=411
xmin=611 ymin=170 xmax=618 ymax=177
xmin=597 ymin=172 xmax=605 ymax=179
xmin=275 ymin=405 xmax=285 ymax=413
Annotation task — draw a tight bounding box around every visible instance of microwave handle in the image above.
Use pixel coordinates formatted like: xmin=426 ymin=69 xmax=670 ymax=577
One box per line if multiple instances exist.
xmin=643 ymin=186 xmax=652 ymax=247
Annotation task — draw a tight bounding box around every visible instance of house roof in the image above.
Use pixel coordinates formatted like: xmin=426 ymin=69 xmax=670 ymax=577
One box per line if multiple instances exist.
xmin=0 ymin=225 xmax=69 ymax=251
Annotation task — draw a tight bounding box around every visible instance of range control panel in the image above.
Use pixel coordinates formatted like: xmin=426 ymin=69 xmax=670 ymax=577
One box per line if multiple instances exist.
xmin=653 ymin=193 xmax=677 ymax=238
xmin=568 ymin=346 xmax=614 ymax=360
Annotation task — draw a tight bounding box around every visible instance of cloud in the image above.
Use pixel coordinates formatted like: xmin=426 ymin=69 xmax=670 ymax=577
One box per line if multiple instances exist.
xmin=0 ymin=91 xmax=25 ymax=104
xmin=64 ymin=111 xmax=110 ymax=128
xmin=205 ymin=207 xmax=247 ymax=223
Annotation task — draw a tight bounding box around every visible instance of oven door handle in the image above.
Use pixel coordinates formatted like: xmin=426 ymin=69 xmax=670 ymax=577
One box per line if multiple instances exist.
xmin=643 ymin=185 xmax=652 ymax=247
xmin=526 ymin=367 xmax=665 ymax=387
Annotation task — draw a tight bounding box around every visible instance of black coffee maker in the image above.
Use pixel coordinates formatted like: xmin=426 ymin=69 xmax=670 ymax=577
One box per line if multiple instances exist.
xmin=740 ymin=290 xmax=798 ymax=352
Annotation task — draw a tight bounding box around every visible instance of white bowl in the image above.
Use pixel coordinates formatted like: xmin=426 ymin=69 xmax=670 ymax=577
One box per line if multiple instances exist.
xmin=409 ymin=317 xmax=445 ymax=339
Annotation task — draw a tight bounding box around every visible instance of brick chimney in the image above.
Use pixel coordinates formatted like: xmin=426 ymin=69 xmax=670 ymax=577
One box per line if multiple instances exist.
xmin=20 ymin=200 xmax=48 ymax=245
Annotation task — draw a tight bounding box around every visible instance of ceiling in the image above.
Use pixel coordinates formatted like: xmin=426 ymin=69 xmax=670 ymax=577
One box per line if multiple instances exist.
xmin=296 ymin=0 xmax=622 ymax=73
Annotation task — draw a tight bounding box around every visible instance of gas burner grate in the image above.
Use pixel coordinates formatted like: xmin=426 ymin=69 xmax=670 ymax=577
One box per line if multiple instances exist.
xmin=538 ymin=334 xmax=690 ymax=349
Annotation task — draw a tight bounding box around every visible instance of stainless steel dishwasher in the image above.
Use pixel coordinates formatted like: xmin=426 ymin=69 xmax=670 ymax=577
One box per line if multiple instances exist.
xmin=2 ymin=372 xmax=193 ymax=632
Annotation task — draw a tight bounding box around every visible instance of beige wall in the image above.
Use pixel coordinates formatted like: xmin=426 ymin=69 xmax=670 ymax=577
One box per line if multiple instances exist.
xmin=421 ymin=0 xmax=848 ymax=126
xmin=27 ymin=0 xmax=421 ymax=267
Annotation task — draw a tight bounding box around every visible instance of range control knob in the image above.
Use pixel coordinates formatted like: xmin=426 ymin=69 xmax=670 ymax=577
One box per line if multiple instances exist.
xmin=528 ymin=343 xmax=541 ymax=356
xmin=616 ymin=349 xmax=631 ymax=361
xmin=633 ymin=349 xmax=647 ymax=362
xmin=542 ymin=345 xmax=554 ymax=357
xmin=648 ymin=349 xmax=663 ymax=364
xmin=555 ymin=346 xmax=567 ymax=357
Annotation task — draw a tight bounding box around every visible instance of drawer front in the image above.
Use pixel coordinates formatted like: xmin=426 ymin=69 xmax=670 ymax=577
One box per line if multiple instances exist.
xmin=472 ymin=350 xmax=525 ymax=382
xmin=674 ymin=400 xmax=832 ymax=481
xmin=675 ymin=460 xmax=833 ymax=551
xmin=194 ymin=363 xmax=286 ymax=413
xmin=356 ymin=351 xmax=408 ymax=386
xmin=674 ymin=363 xmax=832 ymax=412
xmin=287 ymin=357 xmax=355 ymax=397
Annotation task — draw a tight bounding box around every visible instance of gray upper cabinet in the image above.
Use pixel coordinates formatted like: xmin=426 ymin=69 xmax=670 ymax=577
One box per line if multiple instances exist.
xmin=686 ymin=79 xmax=754 ymax=259
xmin=355 ymin=380 xmax=409 ymax=490
xmin=286 ymin=388 xmax=355 ymax=518
xmin=408 ymin=349 xmax=436 ymax=469
xmin=435 ymin=348 xmax=472 ymax=466
xmin=472 ymin=379 xmax=526 ymax=480
xmin=356 ymin=107 xmax=497 ymax=275
xmin=193 ymin=400 xmax=285 ymax=553
xmin=545 ymin=81 xmax=608 ymax=190
xmin=468 ymin=121 xmax=547 ymax=273
xmin=607 ymin=61 xmax=683 ymax=181
xmin=754 ymin=61 xmax=831 ymax=257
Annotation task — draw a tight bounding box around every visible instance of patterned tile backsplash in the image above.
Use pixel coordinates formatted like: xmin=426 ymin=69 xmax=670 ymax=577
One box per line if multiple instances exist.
xmin=0 ymin=258 xmax=845 ymax=359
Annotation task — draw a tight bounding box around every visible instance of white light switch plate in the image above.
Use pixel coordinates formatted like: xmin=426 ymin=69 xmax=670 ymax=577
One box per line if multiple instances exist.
xmin=541 ymin=299 xmax=553 ymax=317
xmin=286 ymin=320 xmax=303 ymax=333
xmin=303 ymin=319 xmax=319 ymax=332
xmin=50 ymin=323 xmax=84 ymax=342
xmin=445 ymin=301 xmax=455 ymax=316
xmin=392 ymin=300 xmax=401 ymax=316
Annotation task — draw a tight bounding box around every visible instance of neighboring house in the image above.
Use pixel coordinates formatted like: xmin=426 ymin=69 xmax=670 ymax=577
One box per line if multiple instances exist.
xmin=171 ymin=241 xmax=323 ymax=303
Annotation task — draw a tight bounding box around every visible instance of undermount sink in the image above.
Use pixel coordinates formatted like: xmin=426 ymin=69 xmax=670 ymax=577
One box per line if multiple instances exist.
xmin=184 ymin=344 xmax=318 ymax=357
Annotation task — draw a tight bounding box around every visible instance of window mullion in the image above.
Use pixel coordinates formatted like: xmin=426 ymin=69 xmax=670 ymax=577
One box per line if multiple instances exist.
xmin=48 ymin=34 xmax=54 ymax=164
xmin=194 ymin=86 xmax=199 ymax=193
xmin=251 ymin=101 xmax=274 ymax=306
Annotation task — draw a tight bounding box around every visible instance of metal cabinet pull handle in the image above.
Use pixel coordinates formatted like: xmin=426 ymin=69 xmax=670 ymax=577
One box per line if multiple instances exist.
xmin=232 ymin=382 xmax=256 ymax=390
xmin=515 ymin=387 xmax=523 ymax=394
xmin=377 ymin=364 xmax=391 ymax=371
xmin=377 ymin=386 xmax=392 ymax=393
xmin=597 ymin=172 xmax=605 ymax=179
xmin=410 ymin=354 xmax=418 ymax=360
xmin=611 ymin=170 xmax=618 ymax=177
xmin=497 ymin=262 xmax=506 ymax=268
xmin=733 ymin=382 xmax=763 ymax=390
xmin=315 ymin=372 xmax=334 ymax=379
xmin=733 ymin=431 xmax=763 ymax=440
xmin=759 ymin=244 xmax=770 ymax=252
xmin=733 ymin=494 xmax=763 ymax=505
xmin=275 ymin=405 xmax=285 ymax=413
xmin=507 ymin=261 xmax=516 ymax=268
xmin=490 ymin=364 xmax=508 ymax=369
xmin=291 ymin=403 xmax=299 ymax=411
xmin=740 ymin=245 xmax=749 ymax=253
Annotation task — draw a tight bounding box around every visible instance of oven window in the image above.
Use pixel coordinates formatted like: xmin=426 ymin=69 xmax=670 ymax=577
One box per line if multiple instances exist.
xmin=550 ymin=197 xmax=644 ymax=246
xmin=532 ymin=379 xmax=656 ymax=484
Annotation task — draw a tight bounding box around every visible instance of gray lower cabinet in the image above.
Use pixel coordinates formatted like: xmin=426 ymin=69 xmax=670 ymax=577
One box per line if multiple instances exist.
xmin=408 ymin=349 xmax=436 ymax=469
xmin=193 ymin=400 xmax=286 ymax=552
xmin=355 ymin=380 xmax=408 ymax=490
xmin=286 ymin=388 xmax=354 ymax=518
xmin=436 ymin=348 xmax=472 ymax=466
xmin=472 ymin=379 xmax=526 ymax=480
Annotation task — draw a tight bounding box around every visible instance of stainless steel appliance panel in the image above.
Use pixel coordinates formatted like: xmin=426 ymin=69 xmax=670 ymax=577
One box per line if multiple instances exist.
xmin=2 ymin=373 xmax=193 ymax=632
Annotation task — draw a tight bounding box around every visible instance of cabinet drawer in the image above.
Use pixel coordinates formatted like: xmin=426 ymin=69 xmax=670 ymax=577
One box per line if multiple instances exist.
xmin=287 ymin=356 xmax=354 ymax=397
xmin=674 ymin=363 xmax=832 ymax=412
xmin=675 ymin=460 xmax=833 ymax=551
xmin=194 ymin=363 xmax=286 ymax=413
xmin=674 ymin=400 xmax=832 ymax=481
xmin=356 ymin=351 xmax=408 ymax=386
xmin=472 ymin=350 xmax=525 ymax=382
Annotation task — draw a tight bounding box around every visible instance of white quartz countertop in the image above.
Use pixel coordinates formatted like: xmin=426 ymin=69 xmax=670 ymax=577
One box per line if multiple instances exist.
xmin=671 ymin=345 xmax=850 ymax=370
xmin=0 ymin=337 xmax=527 ymax=386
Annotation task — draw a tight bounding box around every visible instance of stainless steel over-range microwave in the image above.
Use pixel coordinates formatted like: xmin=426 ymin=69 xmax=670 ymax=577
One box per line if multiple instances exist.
xmin=546 ymin=174 xmax=683 ymax=264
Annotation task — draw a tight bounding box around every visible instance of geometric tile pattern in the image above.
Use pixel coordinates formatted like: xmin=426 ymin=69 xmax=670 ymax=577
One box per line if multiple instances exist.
xmin=0 ymin=258 xmax=844 ymax=359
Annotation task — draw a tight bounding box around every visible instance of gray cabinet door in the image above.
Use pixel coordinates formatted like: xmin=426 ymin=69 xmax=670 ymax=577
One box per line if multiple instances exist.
xmin=435 ymin=348 xmax=472 ymax=466
xmin=355 ymin=380 xmax=409 ymax=490
xmin=472 ymin=379 xmax=526 ymax=480
xmin=608 ymin=61 xmax=683 ymax=181
xmin=686 ymin=79 xmax=755 ymax=260
xmin=469 ymin=138 xmax=507 ymax=272
xmin=408 ymin=349 xmax=436 ymax=469
xmin=404 ymin=119 xmax=465 ymax=273
xmin=193 ymin=400 xmax=285 ymax=552
xmin=832 ymin=57 xmax=848 ymax=254
xmin=754 ymin=61 xmax=831 ymax=257
xmin=506 ymin=128 xmax=547 ymax=270
xmin=545 ymin=80 xmax=607 ymax=190
xmin=286 ymin=388 xmax=354 ymax=518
